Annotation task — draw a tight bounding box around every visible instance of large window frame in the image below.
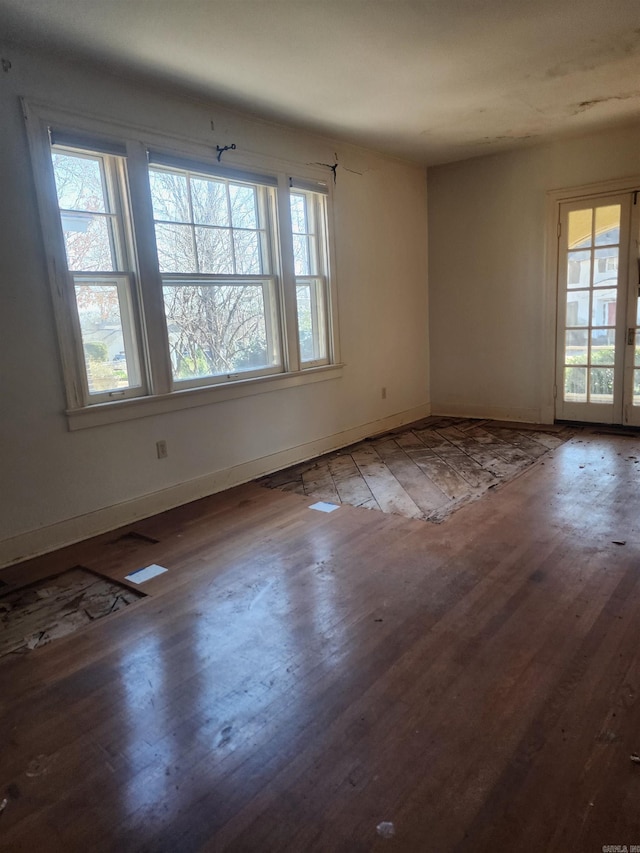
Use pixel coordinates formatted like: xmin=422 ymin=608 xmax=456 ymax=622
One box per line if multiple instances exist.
xmin=24 ymin=101 xmax=342 ymax=429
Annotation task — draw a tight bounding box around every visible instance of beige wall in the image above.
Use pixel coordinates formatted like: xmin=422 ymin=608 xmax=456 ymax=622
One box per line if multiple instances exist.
xmin=428 ymin=122 xmax=640 ymax=423
xmin=0 ymin=45 xmax=429 ymax=566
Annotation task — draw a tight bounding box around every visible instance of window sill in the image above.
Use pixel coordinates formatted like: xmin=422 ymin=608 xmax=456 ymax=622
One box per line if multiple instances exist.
xmin=66 ymin=363 xmax=344 ymax=430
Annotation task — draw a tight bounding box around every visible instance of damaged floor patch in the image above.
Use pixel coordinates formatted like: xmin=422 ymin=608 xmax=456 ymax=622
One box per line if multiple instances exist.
xmin=258 ymin=417 xmax=574 ymax=523
xmin=0 ymin=567 xmax=143 ymax=657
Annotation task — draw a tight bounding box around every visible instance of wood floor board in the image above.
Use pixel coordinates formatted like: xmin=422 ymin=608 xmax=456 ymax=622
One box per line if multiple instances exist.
xmin=403 ymin=451 xmax=475 ymax=503
xmin=371 ymin=439 xmax=450 ymax=516
xmin=301 ymin=461 xmax=341 ymax=503
xmin=468 ymin=427 xmax=538 ymax=465
xmin=482 ymin=426 xmax=551 ymax=459
xmin=350 ymin=446 xmax=425 ymax=519
xmin=436 ymin=430 xmax=526 ymax=479
xmin=328 ymin=454 xmax=380 ymax=510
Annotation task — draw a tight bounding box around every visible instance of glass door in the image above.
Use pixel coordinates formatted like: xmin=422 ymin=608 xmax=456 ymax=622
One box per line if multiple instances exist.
xmin=556 ymin=193 xmax=636 ymax=424
xmin=622 ymin=199 xmax=640 ymax=426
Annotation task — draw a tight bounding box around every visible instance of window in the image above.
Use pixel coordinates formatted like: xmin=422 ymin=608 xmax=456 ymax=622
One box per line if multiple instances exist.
xmin=148 ymin=163 xmax=281 ymax=385
xmin=51 ymin=146 xmax=144 ymax=401
xmin=25 ymin=105 xmax=339 ymax=425
xmin=290 ymin=188 xmax=330 ymax=365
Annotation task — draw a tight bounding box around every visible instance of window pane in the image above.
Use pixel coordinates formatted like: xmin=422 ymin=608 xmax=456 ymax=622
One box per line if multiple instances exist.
xmin=591 ymin=329 xmax=615 ymax=364
xmin=74 ymin=283 xmax=137 ymax=393
xmin=233 ymin=230 xmax=261 ymax=275
xmin=567 ymin=209 xmax=592 ymax=249
xmin=163 ymin=283 xmax=278 ymax=379
xmin=229 ymin=184 xmax=258 ymax=229
xmin=634 ymin=346 xmax=640 ymax=367
xmin=566 ymin=291 xmax=589 ymax=327
xmin=565 ymin=329 xmax=587 ymax=364
xmin=567 ymin=250 xmax=590 ymax=289
xmin=591 ymin=289 xmax=616 ymax=326
xmin=297 ymin=279 xmax=327 ymax=362
xmin=594 ymin=205 xmax=620 ymax=245
xmin=191 ymin=177 xmax=229 ymax=227
xmin=589 ymin=367 xmax=613 ymax=403
xmin=593 ymin=247 xmax=618 ymax=285
xmin=148 ymin=168 xmax=190 ymax=222
xmin=52 ymin=152 xmax=107 ymax=213
xmin=290 ymin=194 xmax=307 ymax=234
xmin=155 ymin=223 xmax=197 ymax=273
xmin=293 ymin=234 xmax=310 ymax=275
xmin=564 ymin=366 xmax=587 ymax=402
xmin=195 ymin=227 xmax=234 ymax=274
xmin=634 ymin=370 xmax=640 ymax=405
xmin=63 ymin=214 xmax=115 ymax=271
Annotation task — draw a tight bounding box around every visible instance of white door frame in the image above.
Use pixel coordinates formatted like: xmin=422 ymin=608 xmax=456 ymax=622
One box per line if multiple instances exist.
xmin=544 ymin=175 xmax=640 ymax=424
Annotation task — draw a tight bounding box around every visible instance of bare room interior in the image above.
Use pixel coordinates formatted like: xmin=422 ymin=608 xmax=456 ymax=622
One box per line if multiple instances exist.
xmin=1 ymin=1 xmax=640 ymax=850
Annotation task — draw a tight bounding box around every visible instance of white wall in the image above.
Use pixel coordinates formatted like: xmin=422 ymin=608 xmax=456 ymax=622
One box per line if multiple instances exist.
xmin=0 ymin=45 xmax=429 ymax=566
xmin=428 ymin=122 xmax=640 ymax=423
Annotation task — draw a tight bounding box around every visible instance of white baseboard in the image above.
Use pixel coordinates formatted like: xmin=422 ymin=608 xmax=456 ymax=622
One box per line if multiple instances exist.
xmin=0 ymin=403 xmax=430 ymax=569
xmin=430 ymin=402 xmax=553 ymax=424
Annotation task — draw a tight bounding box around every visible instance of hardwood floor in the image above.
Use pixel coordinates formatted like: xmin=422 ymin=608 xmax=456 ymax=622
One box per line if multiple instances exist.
xmin=1 ymin=429 xmax=640 ymax=851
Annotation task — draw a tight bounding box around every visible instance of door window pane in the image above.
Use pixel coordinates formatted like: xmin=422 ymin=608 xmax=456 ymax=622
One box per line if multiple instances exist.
xmin=594 ymin=247 xmax=618 ymax=286
xmin=565 ymin=366 xmax=587 ymax=402
xmin=565 ymin=329 xmax=588 ymax=364
xmin=566 ymin=291 xmax=590 ymax=327
xmin=590 ymin=329 xmax=615 ymax=364
xmin=634 ymin=370 xmax=640 ymax=405
xmin=591 ymin=289 xmax=616 ymax=326
xmin=589 ymin=367 xmax=614 ymax=403
xmin=567 ymin=250 xmax=590 ymax=288
xmin=568 ymin=209 xmax=592 ymax=249
xmin=594 ymin=205 xmax=621 ymax=245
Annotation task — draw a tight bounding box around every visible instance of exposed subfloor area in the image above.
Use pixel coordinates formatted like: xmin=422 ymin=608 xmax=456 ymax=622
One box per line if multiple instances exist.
xmin=1 ymin=430 xmax=640 ymax=850
xmin=259 ymin=417 xmax=574 ymax=521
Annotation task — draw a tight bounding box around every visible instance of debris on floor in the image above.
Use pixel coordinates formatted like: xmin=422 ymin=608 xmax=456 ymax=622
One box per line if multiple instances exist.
xmin=376 ymin=821 xmax=396 ymax=839
xmin=630 ymin=753 xmax=640 ymax=764
xmin=308 ymin=501 xmax=340 ymax=513
xmin=124 ymin=564 xmax=168 ymax=584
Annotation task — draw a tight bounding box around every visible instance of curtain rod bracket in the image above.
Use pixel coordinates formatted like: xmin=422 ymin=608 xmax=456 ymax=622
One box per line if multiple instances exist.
xmin=216 ymin=143 xmax=237 ymax=162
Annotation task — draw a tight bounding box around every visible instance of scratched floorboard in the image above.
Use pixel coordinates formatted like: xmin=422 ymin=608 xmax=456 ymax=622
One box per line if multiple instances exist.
xmin=258 ymin=417 xmax=575 ymax=522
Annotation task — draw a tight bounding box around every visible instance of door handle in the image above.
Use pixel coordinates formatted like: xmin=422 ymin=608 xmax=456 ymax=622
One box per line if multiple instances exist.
xmin=628 ymin=328 xmax=636 ymax=345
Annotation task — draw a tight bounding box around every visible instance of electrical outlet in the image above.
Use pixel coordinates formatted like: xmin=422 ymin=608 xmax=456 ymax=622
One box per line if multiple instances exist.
xmin=156 ymin=440 xmax=168 ymax=459
xmin=381 ymin=387 xmax=387 ymax=400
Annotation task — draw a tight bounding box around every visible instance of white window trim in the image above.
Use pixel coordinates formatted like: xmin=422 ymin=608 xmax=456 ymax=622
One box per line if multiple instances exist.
xmin=22 ymin=99 xmax=342 ymax=429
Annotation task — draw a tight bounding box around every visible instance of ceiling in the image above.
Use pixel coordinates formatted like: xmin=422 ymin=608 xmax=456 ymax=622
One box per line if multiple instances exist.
xmin=1 ymin=0 xmax=640 ymax=165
